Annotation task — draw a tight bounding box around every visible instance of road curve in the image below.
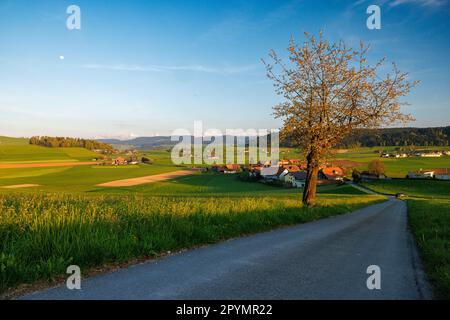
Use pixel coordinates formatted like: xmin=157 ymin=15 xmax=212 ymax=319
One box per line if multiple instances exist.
xmin=21 ymin=199 xmax=433 ymax=300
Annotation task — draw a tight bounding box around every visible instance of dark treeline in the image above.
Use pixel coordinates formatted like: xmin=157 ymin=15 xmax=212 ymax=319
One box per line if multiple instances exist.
xmin=281 ymin=126 xmax=450 ymax=148
xmin=29 ymin=136 xmax=115 ymax=151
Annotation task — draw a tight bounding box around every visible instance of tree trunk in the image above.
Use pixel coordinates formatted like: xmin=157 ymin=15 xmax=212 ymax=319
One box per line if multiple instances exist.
xmin=302 ymin=151 xmax=319 ymax=206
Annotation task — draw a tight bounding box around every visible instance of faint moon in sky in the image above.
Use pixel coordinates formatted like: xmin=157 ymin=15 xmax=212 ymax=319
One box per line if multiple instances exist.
xmin=59 ymin=55 xmax=65 ymax=60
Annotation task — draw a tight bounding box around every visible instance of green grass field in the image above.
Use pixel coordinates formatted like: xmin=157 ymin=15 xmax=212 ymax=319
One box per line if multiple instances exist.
xmin=0 ymin=138 xmax=183 ymax=192
xmin=362 ymin=179 xmax=450 ymax=199
xmin=0 ymin=136 xmax=98 ymax=163
xmin=0 ymin=164 xmax=183 ymax=193
xmin=0 ymin=191 xmax=383 ymax=295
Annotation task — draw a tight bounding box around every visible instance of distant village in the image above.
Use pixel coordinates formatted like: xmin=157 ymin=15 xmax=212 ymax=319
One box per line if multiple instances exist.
xmin=92 ymin=149 xmax=152 ymax=166
xmin=210 ymin=160 xmax=346 ymax=188
xmin=208 ymin=155 xmax=450 ymax=187
xmin=90 ymin=147 xmax=450 ymax=184
xmin=380 ymin=150 xmax=450 ymax=158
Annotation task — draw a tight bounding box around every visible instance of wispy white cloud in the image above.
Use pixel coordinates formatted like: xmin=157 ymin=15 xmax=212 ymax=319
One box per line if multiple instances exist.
xmin=349 ymin=0 xmax=446 ymax=7
xmin=81 ymin=63 xmax=258 ymax=75
xmin=389 ymin=0 xmax=447 ymax=7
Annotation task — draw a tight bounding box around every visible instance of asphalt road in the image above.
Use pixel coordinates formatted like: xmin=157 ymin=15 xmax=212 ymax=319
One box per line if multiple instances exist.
xmin=22 ymin=198 xmax=433 ymax=300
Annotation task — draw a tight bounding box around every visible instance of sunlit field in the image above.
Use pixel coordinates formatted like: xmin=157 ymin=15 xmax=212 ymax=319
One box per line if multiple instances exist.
xmin=0 ymin=191 xmax=383 ymax=296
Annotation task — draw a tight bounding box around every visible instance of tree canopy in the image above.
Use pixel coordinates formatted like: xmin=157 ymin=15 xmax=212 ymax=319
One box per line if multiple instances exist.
xmin=265 ymin=32 xmax=417 ymax=205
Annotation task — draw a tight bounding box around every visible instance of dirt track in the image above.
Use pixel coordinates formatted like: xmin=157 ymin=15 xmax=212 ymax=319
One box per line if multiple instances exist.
xmin=97 ymin=170 xmax=195 ymax=187
xmin=1 ymin=184 xmax=40 ymax=189
xmin=0 ymin=161 xmax=96 ymax=169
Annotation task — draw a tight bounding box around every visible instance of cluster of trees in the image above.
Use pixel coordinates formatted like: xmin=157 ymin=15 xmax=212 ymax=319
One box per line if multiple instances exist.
xmin=29 ymin=136 xmax=115 ymax=151
xmin=368 ymin=159 xmax=386 ymax=176
xmin=352 ymin=160 xmax=386 ymax=182
xmin=141 ymin=157 xmax=153 ymax=164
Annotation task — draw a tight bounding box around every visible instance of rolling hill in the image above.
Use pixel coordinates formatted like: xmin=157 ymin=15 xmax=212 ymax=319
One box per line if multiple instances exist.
xmin=0 ymin=136 xmax=99 ymax=163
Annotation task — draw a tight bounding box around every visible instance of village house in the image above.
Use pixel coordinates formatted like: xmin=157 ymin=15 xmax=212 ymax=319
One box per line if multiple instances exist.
xmin=321 ymin=167 xmax=345 ymax=181
xmin=211 ymin=164 xmax=241 ymax=174
xmin=282 ymin=164 xmax=301 ymax=172
xmin=260 ymin=166 xmax=286 ymax=181
xmin=284 ymin=171 xmax=307 ymax=188
xmin=381 ymin=152 xmax=408 ymax=158
xmin=224 ymin=164 xmax=240 ymax=173
xmin=113 ymin=157 xmax=127 ymax=165
xmin=393 ymin=153 xmax=408 ymax=158
xmin=282 ymin=170 xmax=331 ymax=188
xmin=277 ymin=160 xmax=290 ymax=166
xmin=248 ymin=165 xmax=263 ymax=178
xmin=418 ymin=151 xmax=442 ymax=158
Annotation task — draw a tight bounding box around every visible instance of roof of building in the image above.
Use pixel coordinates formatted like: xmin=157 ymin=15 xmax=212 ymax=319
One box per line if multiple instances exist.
xmin=282 ymin=164 xmax=301 ymax=172
xmin=293 ymin=171 xmax=307 ymax=181
xmin=321 ymin=167 xmax=344 ymax=179
xmin=225 ymin=164 xmax=240 ymax=170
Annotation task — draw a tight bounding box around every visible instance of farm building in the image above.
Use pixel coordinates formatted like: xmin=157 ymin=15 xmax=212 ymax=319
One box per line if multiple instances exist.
xmin=113 ymin=157 xmax=127 ymax=165
xmin=407 ymin=170 xmax=434 ymax=179
xmin=433 ymin=168 xmax=450 ymax=180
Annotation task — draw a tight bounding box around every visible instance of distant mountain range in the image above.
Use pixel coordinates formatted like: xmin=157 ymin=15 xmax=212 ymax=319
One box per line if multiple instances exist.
xmin=98 ymin=126 xmax=450 ymax=150
xmin=98 ymin=136 xmax=175 ymax=150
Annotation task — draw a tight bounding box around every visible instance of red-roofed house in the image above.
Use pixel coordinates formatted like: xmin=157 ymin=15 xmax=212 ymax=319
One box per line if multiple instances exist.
xmin=282 ymin=164 xmax=301 ymax=172
xmin=321 ymin=167 xmax=345 ymax=181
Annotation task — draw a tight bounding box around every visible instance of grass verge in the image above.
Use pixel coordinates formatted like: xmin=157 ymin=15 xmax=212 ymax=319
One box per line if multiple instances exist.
xmin=407 ymin=199 xmax=450 ymax=299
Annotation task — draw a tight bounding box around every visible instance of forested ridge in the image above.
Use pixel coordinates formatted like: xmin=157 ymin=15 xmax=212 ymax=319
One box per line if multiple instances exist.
xmin=281 ymin=126 xmax=450 ymax=148
xmin=30 ymin=136 xmax=114 ymax=151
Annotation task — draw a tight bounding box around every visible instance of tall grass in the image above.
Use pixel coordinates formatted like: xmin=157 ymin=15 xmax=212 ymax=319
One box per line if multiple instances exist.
xmin=407 ymin=199 xmax=450 ymax=299
xmin=0 ymin=193 xmax=383 ymax=295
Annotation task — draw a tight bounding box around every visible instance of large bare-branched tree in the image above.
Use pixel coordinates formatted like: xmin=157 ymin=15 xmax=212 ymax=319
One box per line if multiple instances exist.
xmin=264 ymin=32 xmax=417 ymax=206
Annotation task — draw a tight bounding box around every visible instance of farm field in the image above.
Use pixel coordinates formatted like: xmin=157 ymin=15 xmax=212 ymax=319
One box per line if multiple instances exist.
xmin=0 ymin=190 xmax=384 ymax=296
xmin=362 ymin=179 xmax=450 ymax=199
xmin=0 ymin=138 xmax=184 ymax=193
xmin=0 ymin=136 xmax=98 ymax=163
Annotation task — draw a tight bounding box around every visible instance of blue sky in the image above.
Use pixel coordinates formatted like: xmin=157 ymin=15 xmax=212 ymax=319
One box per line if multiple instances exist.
xmin=0 ymin=0 xmax=449 ymax=139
